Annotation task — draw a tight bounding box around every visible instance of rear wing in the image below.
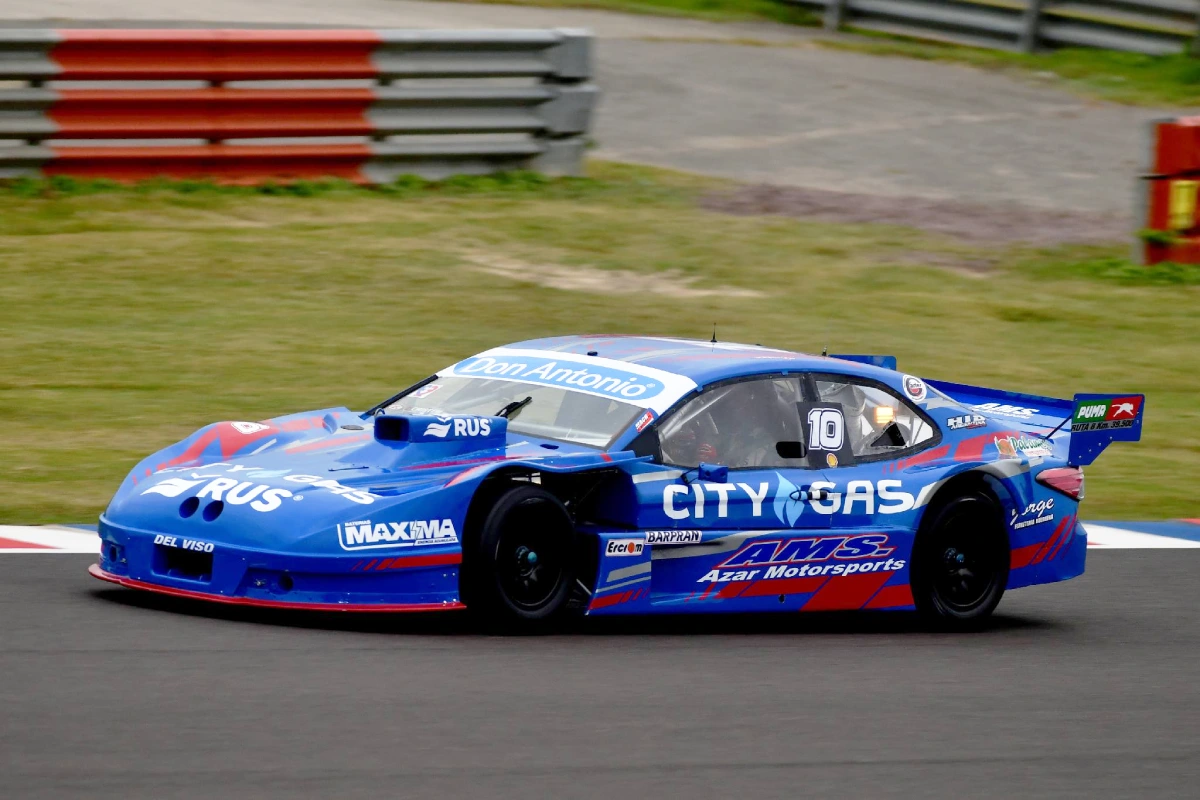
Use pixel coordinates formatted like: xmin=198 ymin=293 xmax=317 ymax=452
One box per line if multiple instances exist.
xmin=1066 ymin=394 xmax=1145 ymax=466
xmin=923 ymin=379 xmax=1073 ymax=430
xmin=924 ymin=380 xmax=1145 ymax=466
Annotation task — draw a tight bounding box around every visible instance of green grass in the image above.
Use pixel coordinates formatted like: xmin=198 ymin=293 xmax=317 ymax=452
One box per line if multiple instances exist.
xmin=1 ymin=162 xmax=1196 ymax=524
xmin=818 ymin=37 xmax=1200 ymax=106
xmin=436 ymin=0 xmax=817 ymax=25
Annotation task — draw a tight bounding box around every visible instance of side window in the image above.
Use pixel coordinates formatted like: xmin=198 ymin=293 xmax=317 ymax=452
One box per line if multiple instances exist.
xmin=657 ymin=377 xmax=806 ymax=469
xmin=813 ymin=378 xmax=935 ymax=460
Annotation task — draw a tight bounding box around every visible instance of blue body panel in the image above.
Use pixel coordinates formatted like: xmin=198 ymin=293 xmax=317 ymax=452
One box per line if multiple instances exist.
xmin=94 ymin=335 xmax=1141 ymax=615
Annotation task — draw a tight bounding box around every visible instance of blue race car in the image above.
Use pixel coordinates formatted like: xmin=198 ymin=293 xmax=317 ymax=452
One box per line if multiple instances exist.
xmin=91 ymin=335 xmax=1144 ymax=630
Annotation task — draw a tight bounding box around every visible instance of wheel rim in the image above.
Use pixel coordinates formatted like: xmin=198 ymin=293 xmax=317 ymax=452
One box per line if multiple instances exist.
xmin=494 ymin=501 xmax=566 ymax=611
xmin=929 ymin=510 xmax=1004 ymax=614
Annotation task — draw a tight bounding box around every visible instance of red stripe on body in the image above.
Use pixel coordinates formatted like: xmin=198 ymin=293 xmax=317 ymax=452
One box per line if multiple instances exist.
xmin=374 ymin=553 xmax=461 ymax=570
xmin=952 ymin=430 xmax=1020 ymax=462
xmin=801 ymin=572 xmax=892 ymax=612
xmin=154 ymin=421 xmax=278 ymax=472
xmin=285 ymin=432 xmax=370 ymax=454
xmin=715 ymin=580 xmax=754 ymax=599
xmin=1010 ymin=543 xmax=1042 ymax=569
xmin=864 ymin=584 xmax=914 ymax=609
xmin=589 ymin=590 xmax=633 ymax=611
xmin=1045 ymin=514 xmax=1077 ymax=561
xmin=1031 ymin=516 xmax=1071 ymax=566
xmin=894 ymin=445 xmax=950 ymax=471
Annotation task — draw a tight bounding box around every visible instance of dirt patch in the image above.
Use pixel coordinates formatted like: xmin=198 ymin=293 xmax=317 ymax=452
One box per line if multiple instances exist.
xmin=699 ymin=184 xmax=1129 ymax=246
xmin=461 ymin=251 xmax=762 ymax=298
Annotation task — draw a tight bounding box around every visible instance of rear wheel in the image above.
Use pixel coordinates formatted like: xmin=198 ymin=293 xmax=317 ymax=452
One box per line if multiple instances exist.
xmin=911 ymin=491 xmax=1009 ymax=630
xmin=463 ymin=485 xmax=577 ymax=633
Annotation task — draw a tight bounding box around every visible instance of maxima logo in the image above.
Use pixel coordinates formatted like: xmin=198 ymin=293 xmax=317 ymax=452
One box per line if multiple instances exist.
xmin=338 ymin=519 xmax=458 ymax=551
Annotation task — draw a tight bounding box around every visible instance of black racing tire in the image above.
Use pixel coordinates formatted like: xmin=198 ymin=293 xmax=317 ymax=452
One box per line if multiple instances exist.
xmin=910 ymin=490 xmax=1009 ymax=630
xmin=462 ymin=484 xmax=577 ymax=634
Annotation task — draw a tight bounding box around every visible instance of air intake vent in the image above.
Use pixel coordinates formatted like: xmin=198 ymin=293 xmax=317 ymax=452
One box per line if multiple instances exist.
xmin=374 ymin=416 xmax=409 ymax=442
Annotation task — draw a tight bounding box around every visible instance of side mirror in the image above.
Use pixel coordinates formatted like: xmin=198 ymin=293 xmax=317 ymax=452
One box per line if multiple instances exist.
xmin=776 ymin=441 xmax=807 ymax=459
xmin=697 ymin=462 xmax=729 ymax=483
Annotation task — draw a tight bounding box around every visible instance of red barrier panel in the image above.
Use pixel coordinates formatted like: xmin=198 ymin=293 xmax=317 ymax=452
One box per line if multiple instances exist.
xmin=42 ymin=144 xmax=375 ymax=183
xmin=48 ymin=89 xmax=376 ymax=139
xmin=52 ymin=30 xmax=382 ymax=81
xmin=1141 ymin=117 xmax=1200 ymax=265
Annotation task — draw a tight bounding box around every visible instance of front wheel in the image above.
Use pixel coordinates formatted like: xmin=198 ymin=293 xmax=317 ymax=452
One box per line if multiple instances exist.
xmin=462 ymin=485 xmax=577 ymax=633
xmin=910 ymin=491 xmax=1009 ymax=630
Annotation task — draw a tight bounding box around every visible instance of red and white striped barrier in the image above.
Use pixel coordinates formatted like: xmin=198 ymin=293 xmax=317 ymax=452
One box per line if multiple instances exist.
xmin=0 ymin=525 xmax=102 ymax=553
xmin=0 ymin=28 xmax=596 ymax=183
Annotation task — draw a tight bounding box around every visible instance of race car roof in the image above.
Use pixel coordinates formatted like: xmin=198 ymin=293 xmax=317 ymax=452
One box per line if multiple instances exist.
xmin=502 ymin=335 xmax=896 ymax=388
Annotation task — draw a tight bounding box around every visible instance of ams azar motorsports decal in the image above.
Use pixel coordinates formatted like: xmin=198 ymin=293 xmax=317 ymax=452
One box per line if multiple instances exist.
xmin=699 ymin=534 xmax=906 ymax=583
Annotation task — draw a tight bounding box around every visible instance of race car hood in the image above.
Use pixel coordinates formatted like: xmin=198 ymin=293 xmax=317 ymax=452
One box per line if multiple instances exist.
xmin=104 ymin=407 xmax=632 ymax=554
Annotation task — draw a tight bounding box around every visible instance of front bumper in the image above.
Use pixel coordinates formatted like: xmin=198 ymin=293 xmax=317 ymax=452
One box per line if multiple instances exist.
xmin=95 ymin=514 xmax=466 ymax=612
xmin=88 ymin=564 xmax=465 ymax=612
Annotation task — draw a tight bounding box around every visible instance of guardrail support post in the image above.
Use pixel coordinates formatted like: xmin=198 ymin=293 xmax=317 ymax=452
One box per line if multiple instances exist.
xmin=1019 ymin=0 xmax=1046 ymax=53
xmin=824 ymin=0 xmax=850 ymax=32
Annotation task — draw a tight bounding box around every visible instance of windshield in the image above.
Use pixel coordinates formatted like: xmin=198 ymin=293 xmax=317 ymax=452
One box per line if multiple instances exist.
xmin=384 ymin=376 xmax=645 ymax=448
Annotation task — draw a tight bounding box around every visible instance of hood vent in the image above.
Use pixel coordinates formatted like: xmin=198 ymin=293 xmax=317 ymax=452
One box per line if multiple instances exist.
xmin=374 ymin=416 xmax=410 ymax=443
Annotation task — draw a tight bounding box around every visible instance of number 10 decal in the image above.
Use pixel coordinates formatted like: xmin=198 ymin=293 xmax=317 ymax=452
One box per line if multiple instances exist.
xmin=807 ymin=408 xmax=845 ymax=451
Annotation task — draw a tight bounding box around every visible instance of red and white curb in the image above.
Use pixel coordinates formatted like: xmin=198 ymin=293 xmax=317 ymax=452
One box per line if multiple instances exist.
xmin=0 ymin=525 xmax=104 ymax=553
xmin=2 ymin=522 xmax=1199 ymax=553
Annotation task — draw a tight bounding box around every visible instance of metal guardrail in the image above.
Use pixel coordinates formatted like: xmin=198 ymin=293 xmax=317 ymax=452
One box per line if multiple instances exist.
xmin=792 ymin=0 xmax=1200 ymax=55
xmin=0 ymin=29 xmax=598 ymax=183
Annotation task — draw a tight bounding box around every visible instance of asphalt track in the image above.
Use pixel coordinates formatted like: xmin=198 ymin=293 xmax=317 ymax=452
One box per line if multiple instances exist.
xmin=2 ymin=551 xmax=1197 ymax=798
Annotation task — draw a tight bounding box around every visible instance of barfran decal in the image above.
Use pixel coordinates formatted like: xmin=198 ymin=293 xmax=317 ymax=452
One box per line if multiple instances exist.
xmin=973 ymin=402 xmax=1039 ymax=419
xmin=338 ymin=519 xmax=458 ymax=550
xmin=902 ymin=375 xmax=927 ymax=403
xmin=945 ymin=414 xmax=986 ymax=430
xmin=152 ymin=534 xmax=215 ymax=553
xmin=1010 ymin=498 xmax=1054 ymax=530
xmin=606 ymin=538 xmax=645 ymax=557
xmin=1071 ymin=396 xmax=1142 ymax=432
xmin=644 ymin=530 xmax=703 ymax=544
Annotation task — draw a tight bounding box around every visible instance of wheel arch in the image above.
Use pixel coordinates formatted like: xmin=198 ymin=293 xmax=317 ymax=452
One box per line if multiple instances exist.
xmin=459 ymin=465 xmax=621 ymax=613
xmin=916 ymin=467 xmax=1013 ymax=550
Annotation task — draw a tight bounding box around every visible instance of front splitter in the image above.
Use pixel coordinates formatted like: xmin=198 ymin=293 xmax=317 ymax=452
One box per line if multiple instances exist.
xmin=87 ymin=564 xmax=467 ymax=613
